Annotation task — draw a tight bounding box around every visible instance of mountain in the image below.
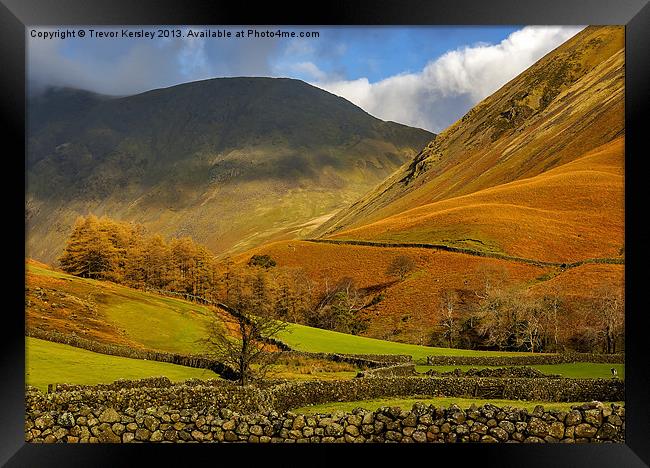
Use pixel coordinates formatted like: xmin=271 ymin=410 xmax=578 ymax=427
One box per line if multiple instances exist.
xmin=240 ymin=26 xmax=625 ymax=344
xmin=314 ymin=26 xmax=624 ymax=263
xmin=26 ymin=78 xmax=434 ymax=262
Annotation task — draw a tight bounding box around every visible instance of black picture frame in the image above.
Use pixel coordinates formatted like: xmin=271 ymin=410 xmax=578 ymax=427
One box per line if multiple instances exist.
xmin=2 ymin=0 xmax=648 ymax=466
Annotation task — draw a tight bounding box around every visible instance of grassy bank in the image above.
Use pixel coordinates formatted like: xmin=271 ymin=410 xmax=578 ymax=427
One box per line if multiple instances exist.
xmin=26 ymin=337 xmax=218 ymax=392
xmin=280 ymin=322 xmax=533 ymax=362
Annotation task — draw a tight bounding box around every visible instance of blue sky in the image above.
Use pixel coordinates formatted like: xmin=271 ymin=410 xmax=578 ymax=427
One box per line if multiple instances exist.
xmin=28 ymin=25 xmax=583 ymax=132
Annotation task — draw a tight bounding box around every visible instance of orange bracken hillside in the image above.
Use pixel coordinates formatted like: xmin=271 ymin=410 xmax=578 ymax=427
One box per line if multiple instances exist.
xmin=232 ymin=26 xmax=626 ymax=345
xmin=328 ymin=137 xmax=624 ymax=263
xmin=315 ymin=26 xmax=624 ymax=243
xmin=232 ymin=239 xmax=622 ymax=344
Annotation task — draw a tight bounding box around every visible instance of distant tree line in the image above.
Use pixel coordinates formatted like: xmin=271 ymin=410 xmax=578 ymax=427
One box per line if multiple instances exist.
xmin=429 ymin=266 xmax=624 ymax=354
xmin=58 ymin=215 xmax=369 ymax=335
xmin=58 ymin=216 xmax=624 ymax=354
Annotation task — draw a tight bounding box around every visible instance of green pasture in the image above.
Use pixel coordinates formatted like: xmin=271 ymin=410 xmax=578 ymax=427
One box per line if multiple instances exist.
xmin=279 ymin=322 xmax=532 ymax=362
xmin=293 ymin=396 xmax=625 ymax=415
xmin=26 ymin=337 xmax=218 ymax=392
xmin=416 ymin=363 xmax=625 ymax=380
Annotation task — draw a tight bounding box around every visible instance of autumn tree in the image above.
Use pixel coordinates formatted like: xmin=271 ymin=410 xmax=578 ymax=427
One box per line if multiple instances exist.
xmin=142 ymin=234 xmax=171 ymax=289
xmin=203 ymin=269 xmax=287 ymax=386
xmin=386 ymin=255 xmax=416 ymax=281
xmin=58 ymin=215 xmax=120 ymax=280
xmin=272 ymin=267 xmax=314 ymax=323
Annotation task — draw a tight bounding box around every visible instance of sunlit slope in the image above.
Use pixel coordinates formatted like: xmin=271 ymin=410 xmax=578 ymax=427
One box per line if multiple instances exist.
xmin=233 ymin=241 xmax=549 ymax=343
xmin=279 ymin=322 xmax=531 ymax=361
xmin=27 ymin=78 xmax=433 ymax=263
xmin=26 ymin=261 xmax=218 ymax=354
xmin=328 ymin=137 xmax=624 ymax=263
xmin=237 ymin=235 xmax=623 ymax=344
xmin=316 ymin=26 xmax=624 ymax=239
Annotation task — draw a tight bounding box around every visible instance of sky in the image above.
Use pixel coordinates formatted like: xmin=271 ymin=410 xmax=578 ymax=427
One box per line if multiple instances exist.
xmin=27 ymin=25 xmax=585 ymax=133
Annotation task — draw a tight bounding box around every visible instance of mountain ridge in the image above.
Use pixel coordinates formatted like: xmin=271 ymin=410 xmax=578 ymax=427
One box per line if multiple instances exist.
xmin=313 ymin=26 xmax=624 ymax=239
xmin=27 ymin=77 xmax=434 ymax=262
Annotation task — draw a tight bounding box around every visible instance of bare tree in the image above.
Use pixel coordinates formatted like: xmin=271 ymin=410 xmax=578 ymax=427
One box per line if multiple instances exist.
xmin=515 ymin=296 xmax=544 ymax=353
xmin=540 ymin=291 xmax=562 ymax=352
xmin=595 ymin=287 xmax=624 ymax=354
xmin=386 ymin=255 xmax=416 ymax=281
xmin=474 ymin=263 xmax=509 ymax=300
xmin=439 ymin=289 xmax=460 ymax=348
xmin=308 ymin=277 xmax=367 ymax=334
xmin=204 ymin=270 xmax=287 ymax=385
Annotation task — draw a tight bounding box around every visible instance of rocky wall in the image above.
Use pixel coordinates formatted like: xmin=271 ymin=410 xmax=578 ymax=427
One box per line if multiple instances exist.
xmin=25 ymin=399 xmax=625 ymax=444
xmin=425 ymin=353 xmax=624 ymax=366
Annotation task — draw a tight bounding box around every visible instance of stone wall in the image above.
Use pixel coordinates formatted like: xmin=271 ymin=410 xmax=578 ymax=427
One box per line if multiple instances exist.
xmin=424 ymin=367 xmax=561 ymax=379
xmin=425 ymin=353 xmax=624 ymax=366
xmin=266 ymin=378 xmax=624 ymax=413
xmin=356 ymin=363 xmax=417 ymax=378
xmin=25 ymin=397 xmax=625 ymax=444
xmin=27 ymin=376 xmax=624 ymax=418
xmin=277 ymin=351 xmax=412 ymax=369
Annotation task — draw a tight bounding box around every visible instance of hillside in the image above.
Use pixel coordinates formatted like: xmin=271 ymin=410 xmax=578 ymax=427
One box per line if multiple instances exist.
xmin=26 ymin=337 xmax=218 ymax=392
xmin=239 ymin=26 xmax=625 ymax=345
xmin=26 ymin=260 xmax=536 ymax=358
xmin=326 ymin=137 xmax=624 ymax=263
xmin=314 ymin=26 xmax=624 ymax=260
xmin=26 ymin=78 xmax=433 ymax=263
xmin=26 ymin=260 xmax=220 ymax=354
xmin=231 ymin=238 xmax=623 ymax=344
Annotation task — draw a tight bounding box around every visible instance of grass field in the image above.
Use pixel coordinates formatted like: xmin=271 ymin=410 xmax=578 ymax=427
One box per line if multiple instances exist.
xmin=279 ymin=322 xmax=531 ymax=362
xmin=27 ymin=262 xmax=215 ymax=354
xmin=293 ymin=396 xmax=625 ymax=415
xmin=26 ymin=337 xmax=218 ymax=392
xmin=26 ymin=262 xmax=621 ymax=382
xmin=416 ymin=364 xmax=625 ymax=380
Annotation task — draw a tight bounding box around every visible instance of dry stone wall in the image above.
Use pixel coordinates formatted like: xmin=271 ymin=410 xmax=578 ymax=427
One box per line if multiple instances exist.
xmin=276 ymin=351 xmax=412 ymax=369
xmin=27 ymin=376 xmax=624 ymax=417
xmin=25 ymin=395 xmax=625 ymax=444
xmin=266 ymin=378 xmax=624 ymax=413
xmin=424 ymin=367 xmax=561 ymax=379
xmin=425 ymin=353 xmax=624 ymax=366
xmin=356 ymin=363 xmax=417 ymax=378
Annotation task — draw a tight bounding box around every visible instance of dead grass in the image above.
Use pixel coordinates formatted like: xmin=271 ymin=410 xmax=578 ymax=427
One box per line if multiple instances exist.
xmin=329 ymin=137 xmax=624 ymax=263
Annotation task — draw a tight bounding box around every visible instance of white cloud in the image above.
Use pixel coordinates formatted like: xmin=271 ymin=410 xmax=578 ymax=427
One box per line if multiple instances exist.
xmin=178 ymin=34 xmax=208 ymax=77
xmin=312 ymin=26 xmax=585 ymax=132
xmin=285 ymin=61 xmax=329 ymax=82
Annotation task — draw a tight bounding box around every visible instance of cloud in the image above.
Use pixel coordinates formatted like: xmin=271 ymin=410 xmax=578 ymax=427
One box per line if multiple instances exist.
xmin=27 ymin=27 xmax=282 ymax=96
xmin=312 ymin=26 xmax=585 ymax=132
xmin=177 ymin=34 xmax=208 ymax=77
xmin=283 ymin=61 xmax=329 ymax=82
xmin=27 ymin=26 xmax=585 ymax=132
